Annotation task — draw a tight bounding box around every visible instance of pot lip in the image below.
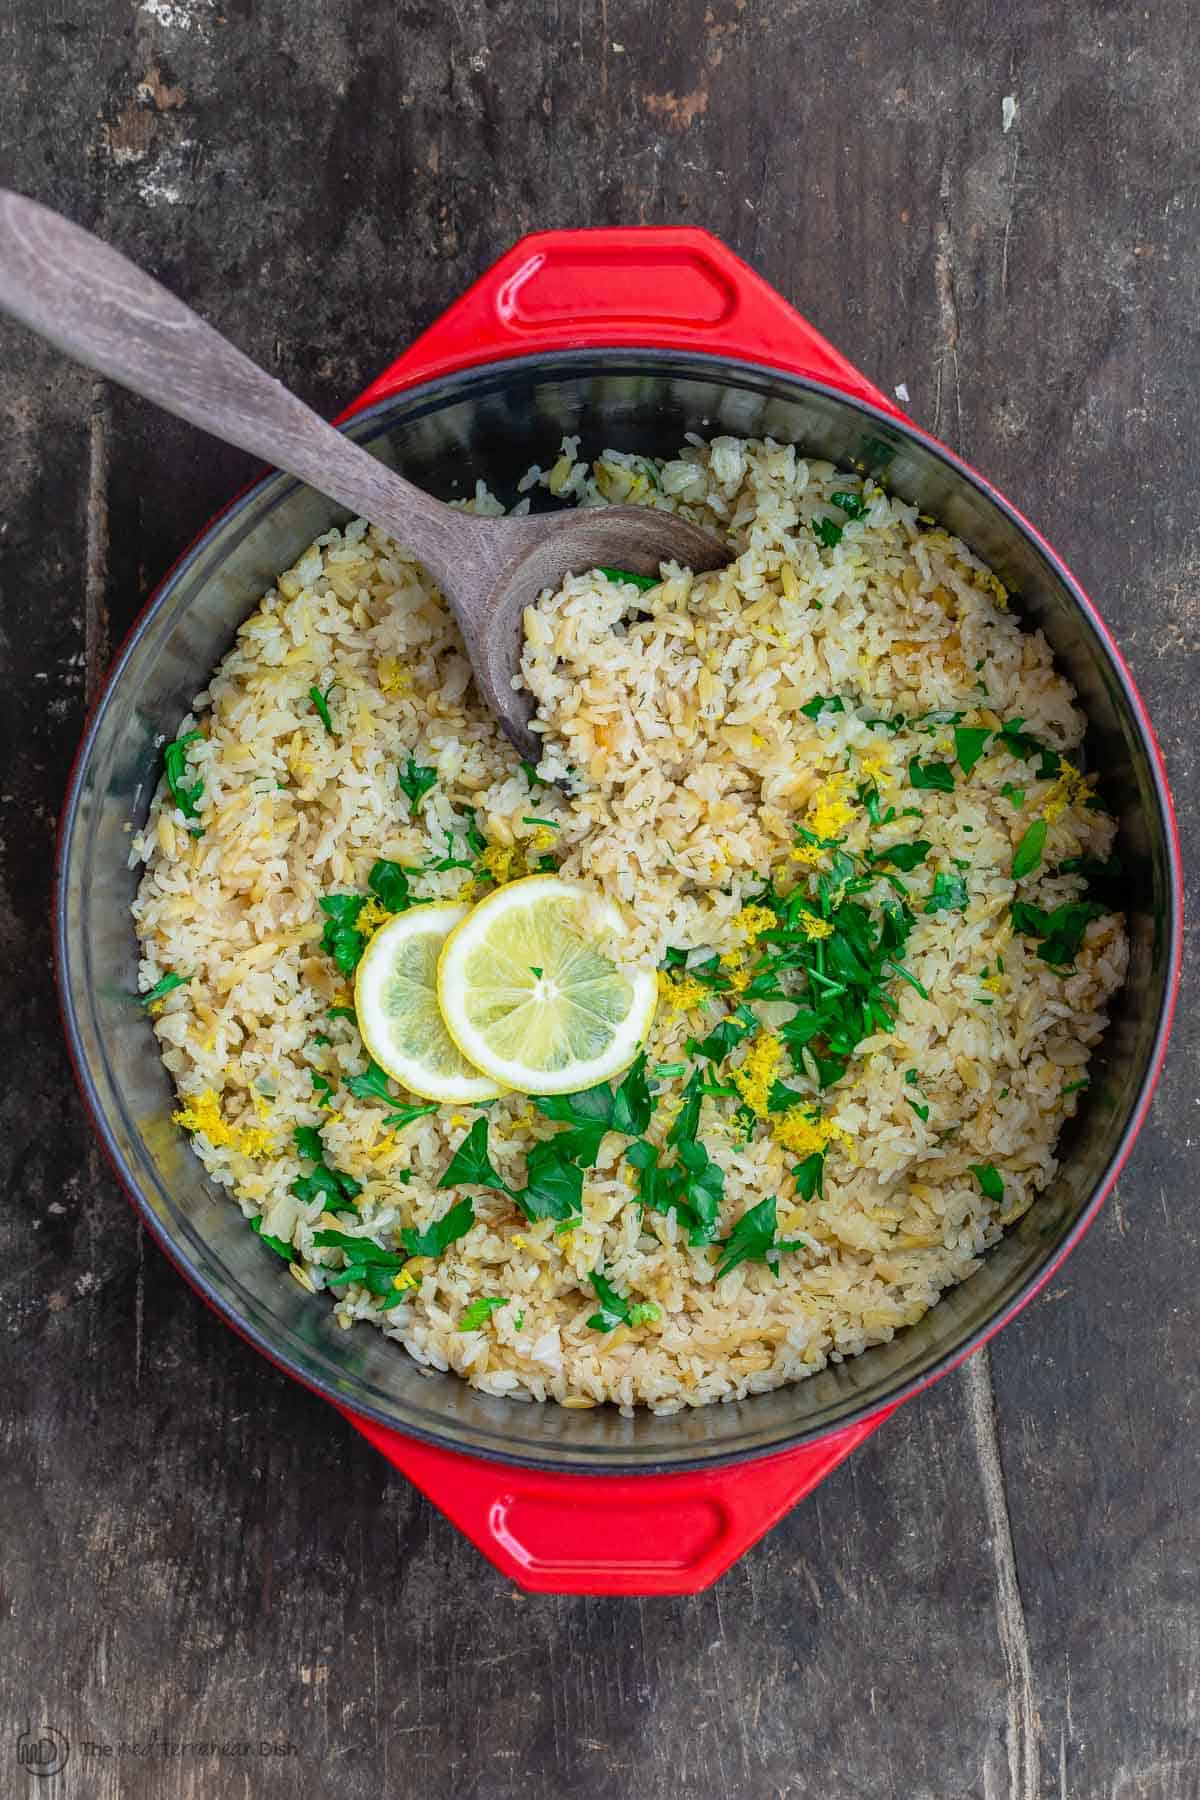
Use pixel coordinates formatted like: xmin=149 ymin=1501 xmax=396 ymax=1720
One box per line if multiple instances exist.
xmin=55 ymin=347 xmax=1184 ymax=1475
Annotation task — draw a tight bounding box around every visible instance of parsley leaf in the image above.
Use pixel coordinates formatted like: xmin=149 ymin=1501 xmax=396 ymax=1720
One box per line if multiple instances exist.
xmin=327 ymin=1005 xmax=357 ymax=1023
xmin=459 ymin=1295 xmax=509 ymax=1332
xmin=908 ymin=756 xmax=955 ymax=792
xmin=140 ymin=971 xmax=190 ymax=1007
xmin=1012 ymin=897 xmax=1105 ymax=968
xmin=954 ymin=726 xmax=991 ymax=776
xmin=870 ymin=840 xmax=931 ymax=872
xmin=716 ymin=1195 xmax=805 ymax=1280
xmin=398 ymin=756 xmax=437 ymax=810
xmin=438 ymin=1118 xmax=510 ymax=1192
xmin=997 ymin=719 xmax=1061 ymax=778
xmin=519 ymin=759 xmax=543 ymax=789
xmin=518 ymin=1140 xmax=584 ymax=1225
xmin=792 ymin=1152 xmax=825 ymax=1202
xmin=1001 ymin=782 xmax=1026 ymax=807
xmin=346 ymin=1059 xmax=394 ymax=1104
xmin=830 ymin=489 xmax=869 ymax=519
xmin=319 ymin=893 xmax=368 ymax=975
xmin=1011 ymin=817 xmax=1047 ymax=880
xmin=587 ymin=1270 xmax=631 ymax=1331
xmin=800 ymin=694 xmax=846 ymax=720
xmin=585 ymin=1269 xmax=662 ymax=1333
xmin=401 ymin=1197 xmax=476 ymax=1259
xmin=925 ymin=871 xmax=968 ymax=913
xmin=309 ymin=681 xmax=335 ymax=735
xmin=291 ymin=1125 xmax=362 ymax=1215
xmin=345 ymin=1059 xmax=437 ymax=1130
xmin=811 ymin=516 xmax=843 ymax=549
xmin=368 ymin=858 xmax=413 ymax=913
xmin=532 ymin=1054 xmax=653 ymax=1166
xmin=250 ymin=1216 xmax=294 ymax=1261
xmin=164 ymin=729 xmax=204 ymax=820
xmin=598 ymin=566 xmax=660 ymax=592
xmin=969 ymin=1162 xmax=1004 ymax=1203
xmin=905 ymin=1097 xmax=930 ymax=1121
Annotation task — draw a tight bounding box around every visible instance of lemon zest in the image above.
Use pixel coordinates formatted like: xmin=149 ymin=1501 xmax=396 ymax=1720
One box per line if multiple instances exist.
xmin=657 ymin=971 xmax=707 ymax=1012
xmin=1041 ymin=759 xmax=1093 ymax=824
xmin=173 ymin=1088 xmax=274 ymax=1158
xmin=730 ymin=1033 xmax=785 ymax=1118
xmin=391 ymin=1258 xmax=427 ymax=1293
xmin=377 ymin=654 xmax=411 ymax=695
xmin=772 ymin=1109 xmax=852 ymax=1160
xmin=479 ymin=844 xmax=519 ymax=885
xmin=733 ymin=903 xmax=776 ymax=942
xmin=357 ymin=897 xmax=393 ymax=936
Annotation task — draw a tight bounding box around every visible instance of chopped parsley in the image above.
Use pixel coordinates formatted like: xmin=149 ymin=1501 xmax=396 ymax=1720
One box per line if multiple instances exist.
xmin=799 ymin=694 xmax=846 ymax=720
xmin=368 ymin=858 xmax=414 ymax=913
xmin=908 ymin=756 xmax=956 ymax=792
xmin=519 ymin=759 xmax=544 ymax=789
xmin=954 ymin=726 xmax=991 ymax=776
xmin=1001 ymin=783 xmax=1026 ymax=807
xmin=870 ymin=840 xmax=931 ymax=872
xmin=315 ymin=1201 xmax=475 ymax=1303
xmin=401 ymin=1197 xmax=476 ymax=1259
xmin=309 ymin=681 xmax=335 ymax=735
xmin=811 ymin=516 xmax=843 ymax=549
xmin=924 ymin=871 xmax=968 ymax=914
xmin=716 ymin=1195 xmax=806 ymax=1280
xmin=996 ymin=719 xmax=1061 ymax=779
xmin=458 ymin=1295 xmax=510 ymax=1332
xmin=139 ymin=971 xmax=190 ymax=1008
xmin=532 ymin=1055 xmax=654 ymax=1166
xmin=905 ymin=1097 xmax=930 ymax=1122
xmin=291 ymin=1124 xmax=362 ymax=1215
xmin=438 ymin=1116 xmax=584 ymax=1228
xmin=1011 ymin=817 xmax=1047 ymax=880
xmin=319 ymin=893 xmax=368 ymax=975
xmin=164 ymin=729 xmax=204 ymax=821
xmin=1011 ymin=897 xmax=1105 ymax=968
xmin=327 ymin=1005 xmax=357 ymax=1023
xmin=345 ymin=1058 xmax=437 ymax=1130
xmin=585 ymin=1270 xmax=662 ymax=1333
xmin=251 ymin=1216 xmax=294 ymax=1262
xmin=830 ymin=489 xmax=870 ymax=519
xmin=598 ymin=566 xmax=659 ymax=592
xmin=398 ymin=756 xmax=437 ymax=810
xmin=969 ymin=1162 xmax=1004 ymax=1203
xmin=310 ymin=1069 xmax=336 ymax=1109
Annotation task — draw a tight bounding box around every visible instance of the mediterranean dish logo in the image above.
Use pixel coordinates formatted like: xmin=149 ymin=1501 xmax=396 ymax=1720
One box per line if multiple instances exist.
xmin=15 ymin=1724 xmax=69 ymax=1778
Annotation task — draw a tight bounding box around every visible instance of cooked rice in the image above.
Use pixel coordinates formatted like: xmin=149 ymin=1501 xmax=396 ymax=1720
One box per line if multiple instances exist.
xmin=131 ymin=434 xmax=1127 ymax=1414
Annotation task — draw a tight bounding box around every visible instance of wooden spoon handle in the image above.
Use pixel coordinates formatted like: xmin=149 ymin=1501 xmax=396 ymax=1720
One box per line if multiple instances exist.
xmin=0 ymin=189 xmax=478 ymax=579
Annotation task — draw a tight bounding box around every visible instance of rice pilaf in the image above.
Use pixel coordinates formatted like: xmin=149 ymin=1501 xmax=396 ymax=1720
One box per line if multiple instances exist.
xmin=131 ymin=434 xmax=1127 ymax=1413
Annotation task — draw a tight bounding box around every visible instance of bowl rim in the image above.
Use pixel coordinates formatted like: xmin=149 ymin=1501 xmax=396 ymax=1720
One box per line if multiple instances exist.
xmin=54 ymin=347 xmax=1184 ymax=1472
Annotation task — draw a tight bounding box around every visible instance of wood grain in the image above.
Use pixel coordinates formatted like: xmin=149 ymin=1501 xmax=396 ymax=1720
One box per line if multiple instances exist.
xmin=0 ymin=1 xmax=1196 ymax=1795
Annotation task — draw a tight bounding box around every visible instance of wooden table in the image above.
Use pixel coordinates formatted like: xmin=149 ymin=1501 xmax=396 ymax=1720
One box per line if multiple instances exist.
xmin=2 ymin=3 xmax=1196 ymax=1795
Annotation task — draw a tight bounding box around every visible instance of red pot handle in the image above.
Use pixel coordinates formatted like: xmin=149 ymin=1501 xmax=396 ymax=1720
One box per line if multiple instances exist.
xmin=340 ymin=1403 xmax=895 ymax=1595
xmin=346 ymin=226 xmax=905 ymax=420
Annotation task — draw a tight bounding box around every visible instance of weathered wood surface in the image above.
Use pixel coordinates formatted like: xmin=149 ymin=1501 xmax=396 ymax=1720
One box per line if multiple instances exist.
xmin=1 ymin=2 xmax=1196 ymax=1796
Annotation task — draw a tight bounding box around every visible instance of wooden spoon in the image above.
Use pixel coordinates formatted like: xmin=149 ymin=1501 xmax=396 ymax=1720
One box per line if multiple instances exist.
xmin=0 ymin=190 xmax=728 ymax=757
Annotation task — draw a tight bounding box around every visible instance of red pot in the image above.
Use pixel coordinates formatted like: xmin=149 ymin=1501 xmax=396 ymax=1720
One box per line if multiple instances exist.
xmin=56 ymin=228 xmax=1182 ymax=1594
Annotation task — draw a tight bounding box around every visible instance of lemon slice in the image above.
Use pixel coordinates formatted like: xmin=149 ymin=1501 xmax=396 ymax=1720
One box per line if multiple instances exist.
xmin=354 ymin=904 xmax=504 ymax=1104
xmin=436 ymin=875 xmax=657 ymax=1095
